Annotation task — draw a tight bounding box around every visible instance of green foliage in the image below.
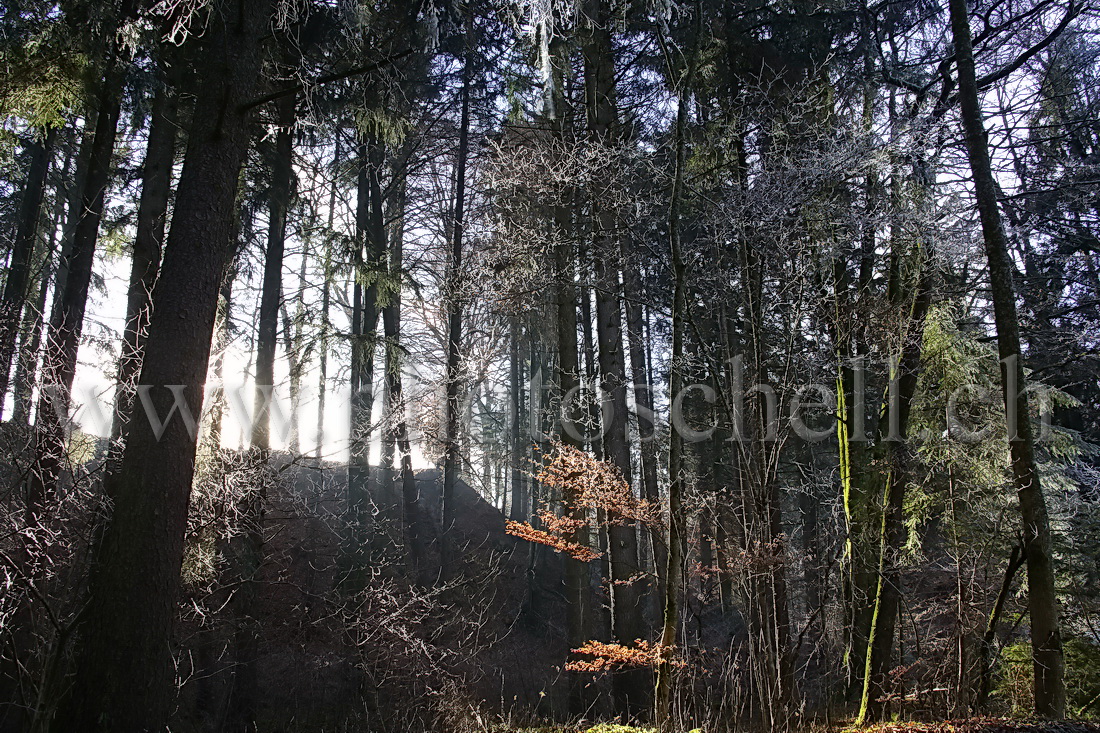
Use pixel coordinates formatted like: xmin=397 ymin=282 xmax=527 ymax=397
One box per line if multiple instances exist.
xmin=908 ymin=301 xmax=1092 ymax=557
xmin=995 ymin=637 xmax=1100 ymax=719
xmin=65 ymin=427 xmax=100 ymax=466
xmin=0 ymin=21 xmax=87 ymax=132
xmin=906 ymin=301 xmax=1008 ymax=555
xmin=357 ymin=262 xmax=404 ymax=308
xmin=353 ymin=106 xmax=410 ymax=148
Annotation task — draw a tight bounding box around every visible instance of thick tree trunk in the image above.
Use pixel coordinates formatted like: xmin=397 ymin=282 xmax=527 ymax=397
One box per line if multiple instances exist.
xmin=539 ymin=16 xmax=593 ymax=713
xmin=51 ymin=3 xmax=273 ymax=729
xmin=595 ymin=232 xmax=648 ymax=713
xmin=949 ymin=0 xmax=1066 ymax=718
xmin=378 ymin=174 xmax=430 ymax=581
xmin=111 ymin=62 xmax=180 ymax=443
xmin=383 ymin=299 xmax=430 ymax=581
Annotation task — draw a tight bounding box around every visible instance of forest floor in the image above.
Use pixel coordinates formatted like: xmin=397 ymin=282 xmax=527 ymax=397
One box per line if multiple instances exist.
xmin=508 ymin=720 xmax=1100 ymax=733
xmin=852 ymin=719 xmax=1100 ymax=733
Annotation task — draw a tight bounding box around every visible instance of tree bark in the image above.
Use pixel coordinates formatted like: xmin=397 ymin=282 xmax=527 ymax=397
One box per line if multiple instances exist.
xmin=10 ymin=135 xmax=71 ymax=425
xmin=0 ymin=129 xmax=55 ymax=416
xmin=509 ymin=319 xmax=526 ymax=522
xmin=623 ymin=261 xmax=664 ymax=613
xmin=51 ymin=3 xmax=273 ymax=729
xmin=655 ymin=88 xmax=690 ymax=732
xmin=857 ymin=242 xmax=934 ymax=723
xmin=348 ymin=131 xmax=387 ymax=579
xmin=252 ymin=93 xmax=295 ymax=451
xmin=440 ymin=48 xmax=471 ymax=584
xmin=580 ymin=0 xmax=647 ymax=712
xmin=378 ymin=169 xmax=430 ymax=582
xmin=29 ymin=61 xmax=123 ymax=511
xmin=226 ymin=89 xmax=295 ymax=733
xmin=111 ymin=60 xmax=180 ymax=444
xmin=949 ymin=0 xmax=1066 ymax=717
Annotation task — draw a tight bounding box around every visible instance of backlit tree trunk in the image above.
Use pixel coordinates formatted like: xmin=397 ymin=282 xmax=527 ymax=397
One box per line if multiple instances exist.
xmin=949 ymin=0 xmax=1066 ymax=717
xmin=52 ymin=3 xmax=274 ymax=729
xmin=580 ymin=0 xmax=647 ymax=713
xmin=0 ymin=129 xmax=55 ymax=416
xmin=111 ymin=59 xmax=179 ymax=443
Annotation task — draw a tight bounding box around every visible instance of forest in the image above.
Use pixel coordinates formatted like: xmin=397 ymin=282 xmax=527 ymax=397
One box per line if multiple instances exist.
xmin=1 ymin=0 xmax=1100 ymax=731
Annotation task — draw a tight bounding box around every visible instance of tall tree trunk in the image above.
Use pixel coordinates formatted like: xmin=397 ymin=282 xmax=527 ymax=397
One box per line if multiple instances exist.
xmin=655 ymin=88 xmax=690 ymax=732
xmin=580 ymin=0 xmax=647 ymax=713
xmin=949 ymin=0 xmax=1065 ymax=717
xmin=379 ymin=278 xmax=396 ymax=483
xmin=316 ymin=134 xmax=339 ymax=458
xmin=11 ymin=139 xmax=71 ymax=425
xmin=383 ymin=294 xmax=430 ymax=582
xmin=440 ymin=49 xmax=471 ymax=584
xmin=540 ymin=15 xmax=592 ymax=713
xmin=30 ymin=62 xmax=123 ymax=510
xmin=111 ymin=61 xmax=180 ymax=444
xmin=47 ymin=116 xmax=96 ymax=325
xmin=51 ymin=3 xmax=273 ymax=729
xmin=348 ymin=131 xmax=387 ymax=579
xmin=623 ymin=261 xmax=663 ymax=612
xmin=226 ymin=90 xmax=295 ymax=733
xmin=556 ymin=182 xmax=592 ymax=718
xmin=839 ymin=229 xmax=876 ymax=703
xmin=844 ymin=25 xmax=883 ymax=691
xmin=857 ymin=241 xmax=934 ymax=723
xmin=379 ymin=170 xmax=429 ymax=581
xmin=252 ymin=92 xmax=295 ymax=451
xmin=0 ymin=129 xmax=55 ymax=415
xmin=509 ymin=319 xmax=526 ymax=522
